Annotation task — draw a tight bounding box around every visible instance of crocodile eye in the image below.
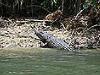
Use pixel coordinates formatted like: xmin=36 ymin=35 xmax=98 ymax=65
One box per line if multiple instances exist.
xmin=40 ymin=32 xmax=43 ymax=34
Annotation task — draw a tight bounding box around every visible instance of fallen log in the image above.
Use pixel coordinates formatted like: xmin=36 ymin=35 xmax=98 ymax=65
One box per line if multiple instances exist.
xmin=33 ymin=29 xmax=73 ymax=51
xmin=16 ymin=19 xmax=52 ymax=23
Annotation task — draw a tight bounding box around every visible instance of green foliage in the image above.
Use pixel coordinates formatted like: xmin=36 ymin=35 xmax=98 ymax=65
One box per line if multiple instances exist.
xmin=40 ymin=0 xmax=61 ymax=11
xmin=0 ymin=0 xmax=99 ymax=17
xmin=84 ymin=0 xmax=98 ymax=8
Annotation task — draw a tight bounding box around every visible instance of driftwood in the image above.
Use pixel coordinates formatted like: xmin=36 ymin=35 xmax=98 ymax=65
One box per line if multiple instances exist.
xmin=16 ymin=19 xmax=52 ymax=23
xmin=33 ymin=29 xmax=73 ymax=51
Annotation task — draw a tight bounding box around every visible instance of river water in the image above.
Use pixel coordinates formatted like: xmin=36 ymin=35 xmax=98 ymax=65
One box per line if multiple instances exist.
xmin=0 ymin=48 xmax=100 ymax=75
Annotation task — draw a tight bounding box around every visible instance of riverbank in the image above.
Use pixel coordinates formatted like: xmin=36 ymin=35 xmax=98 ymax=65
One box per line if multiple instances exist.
xmin=0 ymin=20 xmax=72 ymax=49
xmin=0 ymin=18 xmax=100 ymax=49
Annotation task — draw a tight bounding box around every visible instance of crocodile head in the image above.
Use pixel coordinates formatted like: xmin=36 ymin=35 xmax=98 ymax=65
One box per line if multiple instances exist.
xmin=34 ymin=30 xmax=49 ymax=43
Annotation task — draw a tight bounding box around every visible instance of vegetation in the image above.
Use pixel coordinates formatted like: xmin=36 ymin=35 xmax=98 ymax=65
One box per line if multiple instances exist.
xmin=0 ymin=0 xmax=100 ymax=49
xmin=0 ymin=0 xmax=99 ymax=17
xmin=0 ymin=0 xmax=98 ymax=17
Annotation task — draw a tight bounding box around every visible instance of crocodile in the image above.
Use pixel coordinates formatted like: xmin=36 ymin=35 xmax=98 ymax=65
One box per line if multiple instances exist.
xmin=34 ymin=29 xmax=73 ymax=51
